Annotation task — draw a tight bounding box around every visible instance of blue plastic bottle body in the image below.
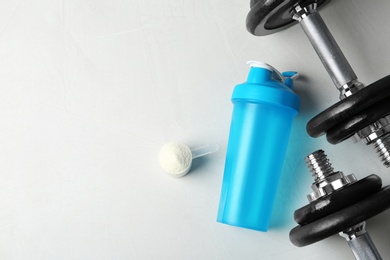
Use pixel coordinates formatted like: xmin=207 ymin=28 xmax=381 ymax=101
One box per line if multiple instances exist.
xmin=218 ymin=101 xmax=296 ymax=231
xmin=217 ymin=63 xmax=299 ymax=232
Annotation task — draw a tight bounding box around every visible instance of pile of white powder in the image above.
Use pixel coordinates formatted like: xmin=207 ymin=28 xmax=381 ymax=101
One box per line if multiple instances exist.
xmin=158 ymin=142 xmax=193 ymax=177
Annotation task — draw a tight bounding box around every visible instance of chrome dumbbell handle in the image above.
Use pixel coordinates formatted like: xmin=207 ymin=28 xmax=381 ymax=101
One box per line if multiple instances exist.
xmin=340 ymin=222 xmax=383 ymax=260
xmin=292 ymin=4 xmax=364 ymax=99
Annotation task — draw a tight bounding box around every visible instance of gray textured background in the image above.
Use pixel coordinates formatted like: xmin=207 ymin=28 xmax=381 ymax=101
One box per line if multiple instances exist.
xmin=0 ymin=0 xmax=389 ymax=259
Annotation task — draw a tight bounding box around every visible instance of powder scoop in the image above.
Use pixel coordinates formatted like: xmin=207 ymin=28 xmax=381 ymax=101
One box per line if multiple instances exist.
xmin=159 ymin=142 xmax=218 ymax=177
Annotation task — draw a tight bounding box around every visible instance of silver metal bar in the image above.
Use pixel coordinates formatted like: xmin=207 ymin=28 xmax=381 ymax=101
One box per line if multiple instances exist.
xmin=340 ymin=223 xmax=383 ymax=260
xmin=294 ymin=6 xmax=357 ymax=91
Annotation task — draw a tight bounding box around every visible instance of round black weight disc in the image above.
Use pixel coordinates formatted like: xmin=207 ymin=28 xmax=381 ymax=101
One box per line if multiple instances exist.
xmin=307 ymin=75 xmax=390 ymax=138
xmin=326 ymin=96 xmax=390 ymax=144
xmin=246 ymin=0 xmax=330 ymax=36
xmin=294 ymin=174 xmax=382 ymax=225
xmin=290 ymin=186 xmax=390 ymax=247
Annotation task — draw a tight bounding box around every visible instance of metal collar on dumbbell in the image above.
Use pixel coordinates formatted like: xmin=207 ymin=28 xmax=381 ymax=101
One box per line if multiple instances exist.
xmin=340 ymin=80 xmax=365 ymax=99
xmin=339 ymin=222 xmax=367 ymax=241
xmin=305 ymin=150 xmax=356 ymax=202
xmin=353 ymin=115 xmax=390 ymax=144
xmin=292 ymin=3 xmax=316 ymax=22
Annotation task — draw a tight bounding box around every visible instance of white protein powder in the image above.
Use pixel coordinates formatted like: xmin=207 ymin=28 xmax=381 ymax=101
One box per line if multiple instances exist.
xmin=159 ymin=142 xmax=192 ymax=177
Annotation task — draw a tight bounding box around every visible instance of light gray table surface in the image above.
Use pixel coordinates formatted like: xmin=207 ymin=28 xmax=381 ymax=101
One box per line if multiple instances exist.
xmin=1 ymin=0 xmax=390 ymax=259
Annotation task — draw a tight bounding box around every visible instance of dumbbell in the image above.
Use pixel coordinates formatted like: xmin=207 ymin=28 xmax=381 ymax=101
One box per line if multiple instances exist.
xmin=246 ymin=0 xmax=390 ymax=167
xmin=290 ymin=150 xmax=390 ymax=260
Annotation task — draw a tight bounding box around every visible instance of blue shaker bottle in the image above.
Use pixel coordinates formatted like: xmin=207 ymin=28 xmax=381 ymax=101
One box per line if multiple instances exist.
xmin=217 ymin=61 xmax=300 ymax=231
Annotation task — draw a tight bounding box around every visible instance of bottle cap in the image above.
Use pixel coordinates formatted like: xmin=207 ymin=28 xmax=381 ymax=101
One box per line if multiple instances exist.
xmin=232 ymin=61 xmax=299 ymax=113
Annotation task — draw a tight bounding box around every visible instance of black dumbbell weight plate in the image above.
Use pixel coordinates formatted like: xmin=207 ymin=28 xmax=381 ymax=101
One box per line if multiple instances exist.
xmin=307 ymin=75 xmax=390 ymax=138
xmin=294 ymin=174 xmax=382 ymax=225
xmin=246 ymin=0 xmax=330 ymax=36
xmin=290 ymin=186 xmax=390 ymax=247
xmin=326 ymin=96 xmax=390 ymax=144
